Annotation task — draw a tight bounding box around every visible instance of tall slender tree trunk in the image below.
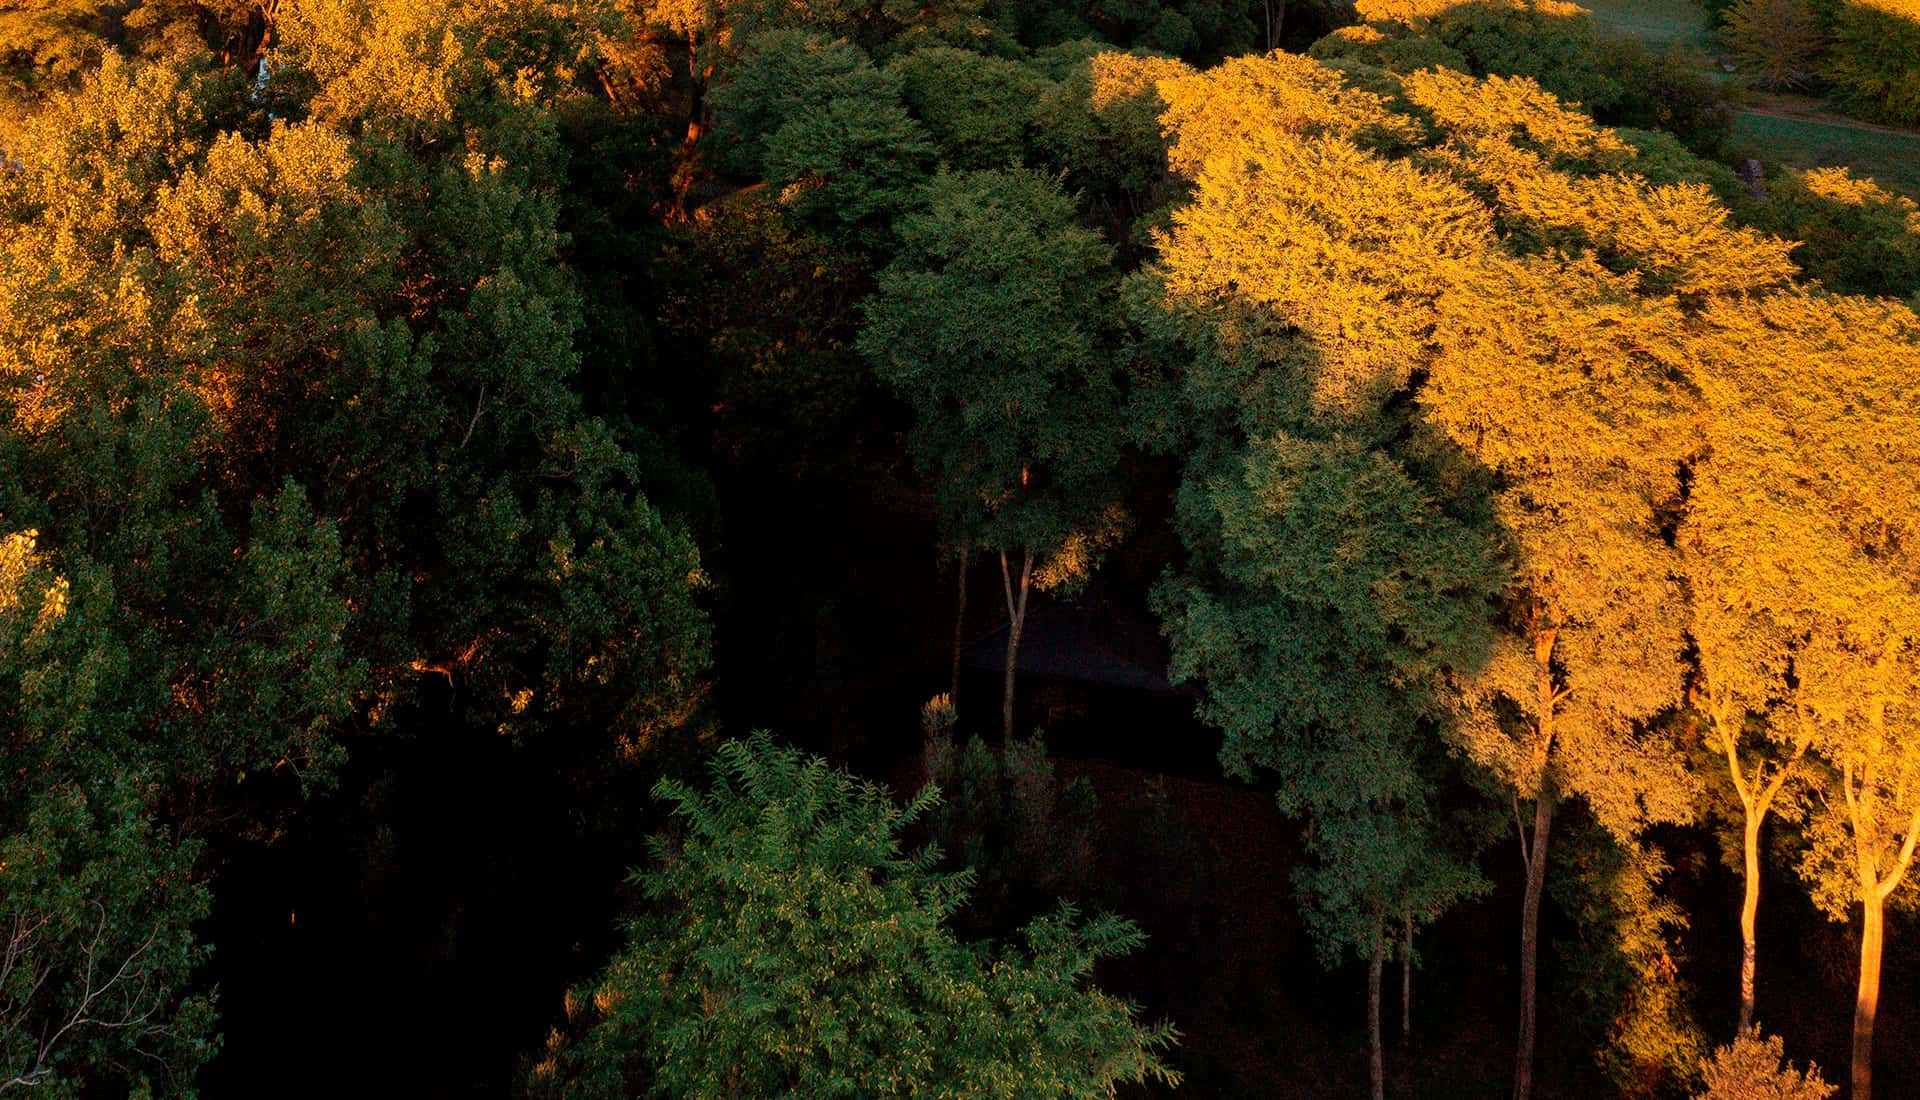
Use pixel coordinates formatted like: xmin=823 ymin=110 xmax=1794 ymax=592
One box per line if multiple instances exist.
xmin=1514 ymin=793 xmax=1553 ymax=1100
xmin=1402 ymin=908 xmax=1413 ymax=1044
xmin=1854 ymin=893 xmax=1884 ymax=1100
xmin=998 ymin=548 xmax=1032 ymax=740
xmin=1514 ymin=626 xmax=1558 ymax=1100
xmin=950 ymin=541 xmax=968 ymax=708
xmin=1738 ymin=812 xmax=1762 ymax=1033
xmin=1370 ymin=918 xmax=1386 ymax=1100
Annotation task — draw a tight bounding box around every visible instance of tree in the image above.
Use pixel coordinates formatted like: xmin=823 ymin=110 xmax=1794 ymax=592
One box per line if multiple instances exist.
xmin=858 ymin=167 xmax=1125 ymax=737
xmin=1696 ymin=292 xmax=1920 ymax=1100
xmin=526 ymin=734 xmax=1179 ymax=1099
xmin=1137 ymin=55 xmax=1762 ymax=1098
xmin=1825 ymin=0 xmax=1920 ymax=128
xmin=1741 ymin=166 xmax=1920 ymax=302
xmin=888 ymin=45 xmax=1050 ymax=169
xmin=703 ymin=28 xmax=898 ymax=178
xmin=0 ymin=11 xmax=716 ymax=1087
xmin=1153 ymin=436 xmax=1496 ymax=1100
xmin=1724 ymin=0 xmax=1826 ymax=91
xmin=0 ymin=532 xmax=220 ymax=1097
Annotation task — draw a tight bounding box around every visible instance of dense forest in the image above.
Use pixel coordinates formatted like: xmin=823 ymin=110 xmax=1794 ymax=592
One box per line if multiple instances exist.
xmin=3 ymin=0 xmax=1920 ymax=1096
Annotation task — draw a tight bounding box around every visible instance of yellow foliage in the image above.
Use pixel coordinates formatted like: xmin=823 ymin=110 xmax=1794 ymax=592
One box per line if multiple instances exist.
xmin=1154 ymin=52 xmax=1419 ymax=178
xmin=277 ymin=0 xmax=471 ymax=128
xmin=1802 ymin=165 xmax=1914 ymax=212
xmin=1399 ymin=68 xmax=1633 ymax=168
xmin=1356 ymin=0 xmax=1590 ymax=25
xmin=0 ymin=530 xmax=69 ymax=644
xmin=1088 ymin=48 xmax=1190 ymax=112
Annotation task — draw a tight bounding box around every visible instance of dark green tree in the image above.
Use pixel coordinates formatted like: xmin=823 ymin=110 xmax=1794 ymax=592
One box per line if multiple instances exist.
xmin=859 ymin=166 xmax=1126 ymax=738
xmin=527 ymin=734 xmax=1179 ymax=1099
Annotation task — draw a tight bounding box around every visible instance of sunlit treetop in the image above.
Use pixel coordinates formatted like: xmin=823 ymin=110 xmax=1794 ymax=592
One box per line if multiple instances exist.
xmin=1029 ymin=47 xmax=1188 ymax=199
xmin=1156 ymin=51 xmax=1419 ymax=178
xmin=1355 ymin=0 xmax=1589 ymax=26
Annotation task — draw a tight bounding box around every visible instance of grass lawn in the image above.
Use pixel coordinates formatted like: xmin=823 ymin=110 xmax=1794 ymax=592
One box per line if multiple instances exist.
xmin=1729 ymin=112 xmax=1920 ymax=198
xmin=1580 ymin=0 xmax=1715 ymax=49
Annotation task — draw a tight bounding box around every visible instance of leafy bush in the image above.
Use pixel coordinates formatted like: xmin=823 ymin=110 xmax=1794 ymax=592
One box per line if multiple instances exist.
xmin=705 ymin=30 xmax=900 ymax=179
xmin=1695 ymin=1030 xmax=1835 ymax=1100
xmin=1741 ymin=165 xmax=1920 ymax=298
xmin=889 ymin=46 xmax=1052 ymax=168
xmin=922 ymin=696 xmax=1101 ymax=928
xmin=1312 ymin=0 xmax=1734 ymax=151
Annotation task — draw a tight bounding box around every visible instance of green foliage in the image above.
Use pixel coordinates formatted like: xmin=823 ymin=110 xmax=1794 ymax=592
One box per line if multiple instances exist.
xmin=0 ymin=536 xmax=216 ymax=1095
xmin=1316 ymin=0 xmax=1734 ymax=151
xmin=1552 ymin=825 xmax=1706 ymax=1095
xmin=527 ymin=734 xmax=1179 ymax=1099
xmin=922 ymin=699 xmax=1100 ymax=926
xmin=1825 ymin=0 xmax=1920 ymax=128
xmin=705 ymin=29 xmax=899 ymax=178
xmin=1725 ymin=0 xmax=1827 ymax=91
xmin=1029 ymin=47 xmax=1188 ymax=201
xmin=1741 ymin=165 xmax=1920 ymax=299
xmin=0 ymin=778 xmax=215 ymax=1098
xmin=1154 ymin=433 xmax=1497 ymax=963
xmin=888 ymin=46 xmax=1051 ymax=168
xmin=764 ymin=93 xmax=935 ymax=230
xmin=858 ymin=166 xmax=1124 ymax=568
xmin=653 ymin=191 xmax=873 ymax=471
xmin=1 ymin=10 xmax=717 ymax=1092
xmin=1696 ymin=1031 xmax=1836 ymax=1100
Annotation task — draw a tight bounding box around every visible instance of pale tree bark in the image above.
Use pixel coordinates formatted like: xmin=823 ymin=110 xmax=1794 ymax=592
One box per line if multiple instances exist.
xmin=1513 ymin=624 xmax=1562 ymax=1100
xmin=1839 ymin=682 xmax=1920 ymax=1100
xmin=1854 ymin=891 xmax=1885 ymax=1100
xmin=998 ymin=548 xmax=1032 ymax=741
xmin=950 ymin=541 xmax=968 ymax=709
xmin=1263 ymin=0 xmax=1287 ymax=51
xmin=1709 ymin=689 xmax=1810 ymax=1034
xmin=1513 ymin=790 xmax=1553 ymax=1100
xmin=1369 ymin=917 xmax=1386 ymax=1100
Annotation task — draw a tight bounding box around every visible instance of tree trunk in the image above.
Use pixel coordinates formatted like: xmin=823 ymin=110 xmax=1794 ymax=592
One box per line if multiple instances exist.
xmin=1738 ymin=812 xmax=1762 ymax=1033
xmin=950 ymin=541 xmax=968 ymax=708
xmin=670 ymin=55 xmax=712 ymax=217
xmin=1854 ymin=893 xmax=1885 ymax=1100
xmin=1513 ymin=792 xmax=1553 ymax=1100
xmin=1402 ymin=908 xmax=1413 ymax=1044
xmin=1370 ymin=918 xmax=1386 ymax=1100
xmin=998 ymin=548 xmax=1032 ymax=741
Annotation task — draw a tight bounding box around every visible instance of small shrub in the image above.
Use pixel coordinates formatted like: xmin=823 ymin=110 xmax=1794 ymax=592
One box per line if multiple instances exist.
xmin=1695 ymin=1030 xmax=1835 ymax=1100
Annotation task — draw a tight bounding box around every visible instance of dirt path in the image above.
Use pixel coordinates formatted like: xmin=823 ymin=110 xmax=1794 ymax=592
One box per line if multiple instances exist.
xmin=1739 ymin=92 xmax=1920 ymax=140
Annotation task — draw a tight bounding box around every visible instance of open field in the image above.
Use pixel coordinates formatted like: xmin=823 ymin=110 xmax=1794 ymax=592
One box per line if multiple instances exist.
xmin=1730 ymin=110 xmax=1920 ymax=198
xmin=1580 ymin=0 xmax=1715 ymax=48
xmin=1582 ymin=0 xmax=1920 ymax=197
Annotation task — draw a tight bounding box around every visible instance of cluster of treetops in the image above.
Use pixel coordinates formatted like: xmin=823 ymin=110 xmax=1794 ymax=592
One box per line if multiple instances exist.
xmin=1715 ymin=0 xmax=1920 ymax=125
xmin=2 ymin=0 xmax=1919 ymax=1096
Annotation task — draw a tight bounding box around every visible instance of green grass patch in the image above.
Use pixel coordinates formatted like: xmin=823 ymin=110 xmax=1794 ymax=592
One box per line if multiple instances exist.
xmin=1581 ymin=0 xmax=1715 ymax=49
xmin=1729 ymin=112 xmax=1920 ymax=198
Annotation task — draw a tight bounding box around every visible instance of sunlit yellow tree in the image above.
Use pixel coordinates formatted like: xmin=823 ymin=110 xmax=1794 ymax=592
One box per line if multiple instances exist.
xmin=1139 ymin=54 xmax=1787 ymax=1098
xmin=1693 ymin=293 xmax=1920 ymax=1100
